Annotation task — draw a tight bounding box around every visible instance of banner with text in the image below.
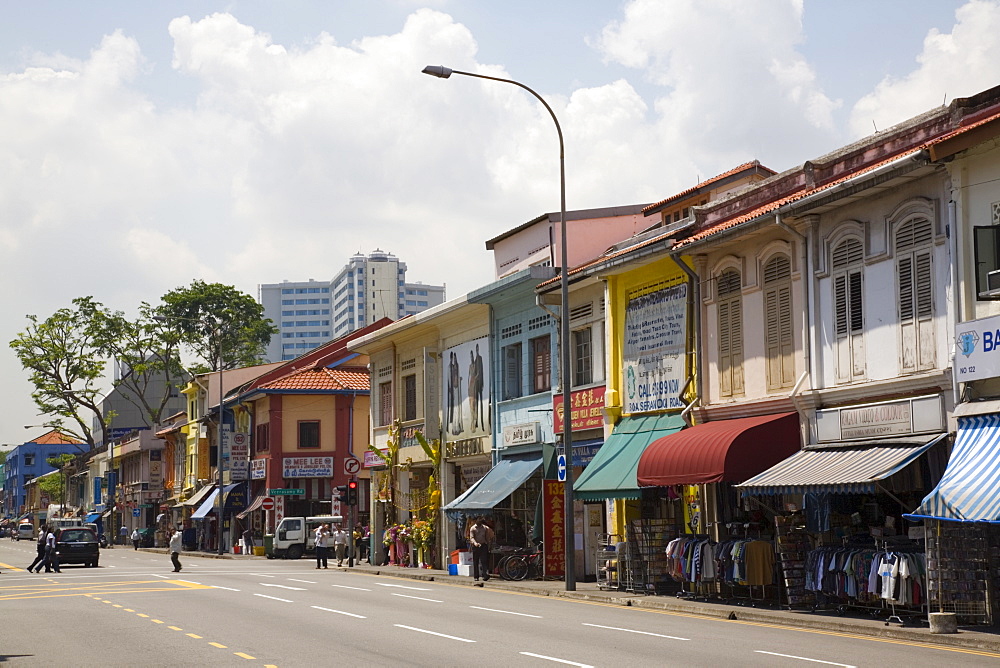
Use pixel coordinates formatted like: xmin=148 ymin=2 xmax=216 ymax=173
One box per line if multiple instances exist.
xmin=623 ymin=283 xmax=687 ymax=414
xmin=542 ymin=479 xmax=566 ymax=578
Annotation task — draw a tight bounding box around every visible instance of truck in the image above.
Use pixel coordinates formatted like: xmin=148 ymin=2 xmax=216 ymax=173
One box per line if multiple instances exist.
xmin=269 ymin=515 xmax=343 ymax=560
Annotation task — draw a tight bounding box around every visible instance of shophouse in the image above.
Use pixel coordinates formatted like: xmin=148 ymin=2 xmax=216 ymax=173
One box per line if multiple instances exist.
xmin=3 ymin=430 xmax=83 ymax=522
xmin=111 ymin=430 xmax=166 ymax=535
xmin=229 ymin=320 xmax=385 ymax=555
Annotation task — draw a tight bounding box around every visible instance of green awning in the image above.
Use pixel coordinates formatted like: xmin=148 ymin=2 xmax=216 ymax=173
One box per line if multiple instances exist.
xmin=573 ymin=413 xmax=686 ymax=501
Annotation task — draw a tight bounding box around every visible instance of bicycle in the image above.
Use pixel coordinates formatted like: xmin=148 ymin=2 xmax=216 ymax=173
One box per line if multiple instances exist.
xmin=500 ymin=542 xmax=543 ymax=581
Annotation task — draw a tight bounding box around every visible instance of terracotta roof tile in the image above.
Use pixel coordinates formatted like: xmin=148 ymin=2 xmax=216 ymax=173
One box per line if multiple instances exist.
xmin=259 ymin=366 xmax=369 ymax=392
xmin=641 ymin=160 xmax=776 ymax=214
xmin=31 ymin=430 xmax=83 ymax=445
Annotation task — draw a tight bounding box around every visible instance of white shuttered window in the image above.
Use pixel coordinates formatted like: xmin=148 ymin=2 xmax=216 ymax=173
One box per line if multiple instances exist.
xmin=832 ymin=238 xmax=865 ymax=383
xmin=896 ymin=218 xmax=935 ymax=372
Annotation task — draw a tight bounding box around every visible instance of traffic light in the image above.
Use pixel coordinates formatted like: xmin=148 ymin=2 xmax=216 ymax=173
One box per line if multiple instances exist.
xmin=334 ymin=484 xmax=348 ymax=501
xmin=347 ymin=479 xmax=358 ymax=506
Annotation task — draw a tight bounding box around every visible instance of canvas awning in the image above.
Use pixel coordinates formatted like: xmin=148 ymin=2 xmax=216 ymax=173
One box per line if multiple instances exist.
xmin=180 ymin=484 xmax=216 ymax=508
xmin=191 ymin=484 xmax=242 ymax=520
xmin=638 ymin=412 xmax=801 ymax=487
xmin=443 ymin=457 xmax=542 ymax=519
xmin=908 ymin=414 xmax=1000 ymax=522
xmin=574 ymin=413 xmax=685 ymax=501
xmin=236 ymin=495 xmax=264 ymax=520
xmin=739 ymin=433 xmax=946 ymax=495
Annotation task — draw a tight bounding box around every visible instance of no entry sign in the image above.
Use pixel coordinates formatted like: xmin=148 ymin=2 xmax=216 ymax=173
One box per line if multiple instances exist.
xmin=261 ymin=497 xmax=275 ymax=511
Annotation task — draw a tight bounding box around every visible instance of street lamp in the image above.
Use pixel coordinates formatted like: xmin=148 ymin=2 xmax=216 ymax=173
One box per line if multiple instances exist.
xmin=155 ymin=315 xmax=226 ymax=555
xmin=421 ymin=65 xmax=576 ymax=590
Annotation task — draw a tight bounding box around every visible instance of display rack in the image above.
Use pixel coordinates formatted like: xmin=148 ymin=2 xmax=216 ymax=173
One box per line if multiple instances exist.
xmin=925 ymin=522 xmax=1000 ymax=626
xmin=774 ymin=515 xmax=813 ymax=609
xmin=596 ymin=533 xmax=622 ymax=590
xmin=627 ymin=519 xmax=680 ymax=595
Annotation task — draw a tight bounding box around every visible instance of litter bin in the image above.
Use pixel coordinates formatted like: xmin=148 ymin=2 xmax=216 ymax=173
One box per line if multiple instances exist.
xmin=264 ymin=534 xmax=274 ymax=558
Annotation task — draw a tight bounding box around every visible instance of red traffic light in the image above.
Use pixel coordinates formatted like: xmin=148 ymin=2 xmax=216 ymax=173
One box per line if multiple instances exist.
xmin=348 ymin=480 xmax=358 ymax=490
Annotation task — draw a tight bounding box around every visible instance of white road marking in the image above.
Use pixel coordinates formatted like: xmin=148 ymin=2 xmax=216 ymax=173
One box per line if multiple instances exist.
xmin=394 ymin=625 xmax=474 ymax=643
xmin=520 ymin=652 xmax=592 ymax=667
xmin=375 ymin=583 xmax=430 ymax=590
xmin=288 ymin=579 xmax=316 ymax=583
xmin=331 ymin=584 xmax=371 ymax=591
xmin=254 ymin=594 xmax=293 ymax=603
xmin=253 ymin=574 xmax=276 ymax=578
xmin=176 ymin=580 xmax=202 ymax=585
xmin=151 ymin=574 xmax=170 ymax=579
xmin=582 ymin=623 xmax=688 ymax=641
xmin=211 ymin=586 xmax=241 ymax=591
xmin=470 ymin=606 xmax=542 ymax=618
xmin=312 ymin=606 xmax=366 ymax=618
xmin=755 ymin=651 xmax=856 ymax=667
xmin=391 ymin=593 xmax=442 ymax=603
xmin=259 ymin=583 xmax=306 ymax=590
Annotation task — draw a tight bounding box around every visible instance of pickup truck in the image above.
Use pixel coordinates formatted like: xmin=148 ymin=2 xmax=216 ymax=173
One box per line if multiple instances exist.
xmin=270 ymin=515 xmax=343 ymax=559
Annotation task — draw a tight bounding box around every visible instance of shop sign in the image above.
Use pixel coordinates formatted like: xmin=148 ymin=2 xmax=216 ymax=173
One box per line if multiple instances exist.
xmin=229 ymin=460 xmax=248 ymax=482
xmin=956 ymin=313 xmax=1000 ymax=382
xmin=542 ymin=480 xmax=565 ymax=578
xmin=223 ymin=432 xmax=249 ymax=459
xmin=460 ymin=464 xmax=489 ymax=488
xmin=400 ymin=423 xmax=424 ymax=449
xmin=445 ymin=437 xmax=485 ymax=459
xmin=148 ymin=460 xmax=162 ymax=485
xmin=282 ymin=456 xmax=333 ymax=478
xmin=502 ymin=422 xmax=540 ymax=447
xmin=622 ymin=283 xmax=687 ymax=414
xmin=251 ymin=458 xmax=267 ymax=480
xmin=816 ymin=395 xmax=944 ymax=442
xmin=364 ymin=448 xmax=389 ymax=468
xmin=569 ymin=441 xmax=602 ymax=467
xmin=441 ymin=337 xmax=491 ymax=441
xmin=553 ymin=386 xmax=606 ymax=432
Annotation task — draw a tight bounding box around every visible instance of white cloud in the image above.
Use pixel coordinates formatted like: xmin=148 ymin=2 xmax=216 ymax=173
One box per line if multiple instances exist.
xmin=850 ymin=0 xmax=1000 ymax=137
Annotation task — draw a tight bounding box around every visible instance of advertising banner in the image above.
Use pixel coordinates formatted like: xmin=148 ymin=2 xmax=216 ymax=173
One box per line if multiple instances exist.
xmin=542 ymin=479 xmax=566 ymax=578
xmin=282 ymin=456 xmax=333 ymax=478
xmin=623 ymin=283 xmax=687 ymax=414
xmin=251 ymin=458 xmax=267 ymax=480
xmin=442 ymin=337 xmax=491 ymax=441
xmin=553 ymin=386 xmax=606 ymax=432
xmin=956 ymin=313 xmax=1000 ymax=382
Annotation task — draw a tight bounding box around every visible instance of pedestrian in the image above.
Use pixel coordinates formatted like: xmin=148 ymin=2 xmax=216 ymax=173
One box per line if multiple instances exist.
xmin=119 ymin=524 xmax=127 ymax=545
xmin=331 ymin=523 xmax=350 ymax=567
xmin=169 ymin=527 xmax=182 ymax=573
xmin=131 ymin=527 xmax=141 ymax=550
xmin=314 ymin=523 xmax=331 ymax=569
xmin=43 ymin=525 xmax=60 ymax=573
xmin=27 ymin=526 xmax=46 ymax=573
xmin=353 ymin=524 xmax=368 ymax=563
xmin=242 ymin=527 xmax=254 ymax=555
xmin=468 ymin=516 xmax=494 ymax=582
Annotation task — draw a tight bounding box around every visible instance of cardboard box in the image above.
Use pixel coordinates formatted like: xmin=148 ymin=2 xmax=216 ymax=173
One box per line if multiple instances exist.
xmin=457 ymin=564 xmax=473 ymax=577
xmin=457 ymin=551 xmax=473 ymax=565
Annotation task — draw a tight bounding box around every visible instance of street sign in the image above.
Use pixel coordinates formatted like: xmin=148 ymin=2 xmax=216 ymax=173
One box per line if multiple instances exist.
xmin=557 ymin=454 xmax=566 ymax=482
xmin=261 ymin=497 xmax=275 ymax=511
xmin=132 ymin=509 xmax=141 ymax=517
xmin=343 ymin=457 xmax=361 ymax=476
xmin=139 ymin=504 xmax=153 ymax=509
xmin=332 ymin=499 xmax=342 ymax=517
xmin=268 ymin=488 xmax=305 ymax=496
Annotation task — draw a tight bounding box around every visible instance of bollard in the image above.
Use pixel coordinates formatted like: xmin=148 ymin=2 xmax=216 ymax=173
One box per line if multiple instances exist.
xmin=928 ymin=612 xmax=958 ymax=634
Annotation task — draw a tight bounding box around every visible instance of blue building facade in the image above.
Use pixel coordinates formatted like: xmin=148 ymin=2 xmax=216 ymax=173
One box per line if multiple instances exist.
xmin=2 ymin=432 xmax=83 ymax=519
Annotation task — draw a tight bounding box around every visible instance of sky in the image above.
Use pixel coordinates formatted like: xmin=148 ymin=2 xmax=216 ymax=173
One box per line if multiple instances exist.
xmin=3 ymin=0 xmax=1000 ymax=449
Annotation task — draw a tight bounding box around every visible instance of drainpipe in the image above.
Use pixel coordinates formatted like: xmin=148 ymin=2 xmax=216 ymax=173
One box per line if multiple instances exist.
xmin=670 ymin=254 xmax=701 ymax=426
xmin=774 ymin=213 xmax=811 ymax=422
xmin=948 ymin=197 xmax=961 ymax=406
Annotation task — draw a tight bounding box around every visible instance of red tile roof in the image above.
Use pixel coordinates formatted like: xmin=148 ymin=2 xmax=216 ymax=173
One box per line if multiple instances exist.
xmin=31 ymin=430 xmax=82 ymax=445
xmin=641 ymin=160 xmax=776 ymax=215
xmin=258 ymin=366 xmax=369 ymax=392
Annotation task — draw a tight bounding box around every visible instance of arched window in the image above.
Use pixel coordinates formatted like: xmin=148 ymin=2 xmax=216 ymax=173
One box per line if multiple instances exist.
xmin=763 ymin=255 xmax=794 ymax=390
xmin=832 ymin=238 xmax=865 ymax=382
xmin=895 ymin=217 xmax=935 ymax=372
xmin=717 ymin=270 xmax=744 ymax=397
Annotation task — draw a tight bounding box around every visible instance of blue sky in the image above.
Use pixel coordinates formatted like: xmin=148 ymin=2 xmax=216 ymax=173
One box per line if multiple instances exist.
xmin=1 ymin=0 xmax=997 ymax=448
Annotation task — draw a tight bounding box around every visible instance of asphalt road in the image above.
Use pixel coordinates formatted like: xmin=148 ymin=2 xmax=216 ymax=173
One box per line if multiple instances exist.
xmin=1 ymin=540 xmax=998 ymax=667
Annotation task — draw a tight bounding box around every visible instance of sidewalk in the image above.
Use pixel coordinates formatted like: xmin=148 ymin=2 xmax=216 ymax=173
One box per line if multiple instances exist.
xmin=140 ymin=547 xmax=1000 ymax=654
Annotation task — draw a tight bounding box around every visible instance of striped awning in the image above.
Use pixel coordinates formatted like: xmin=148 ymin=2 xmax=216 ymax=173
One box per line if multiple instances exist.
xmin=237 ymin=495 xmax=264 ymax=520
xmin=908 ymin=415 xmax=1000 ymax=522
xmin=738 ymin=433 xmax=945 ymax=496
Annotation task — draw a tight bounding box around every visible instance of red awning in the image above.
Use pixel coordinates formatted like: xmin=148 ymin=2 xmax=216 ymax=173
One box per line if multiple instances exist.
xmin=637 ymin=412 xmax=801 ymax=487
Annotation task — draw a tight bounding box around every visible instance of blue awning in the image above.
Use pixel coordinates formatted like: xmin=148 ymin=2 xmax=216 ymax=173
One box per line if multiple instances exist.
xmin=84 ymin=513 xmax=102 ymax=524
xmin=443 ymin=457 xmax=542 ymax=519
xmin=908 ymin=415 xmax=1000 ymax=523
xmin=738 ymin=434 xmax=945 ymax=495
xmin=573 ymin=413 xmax=685 ymax=501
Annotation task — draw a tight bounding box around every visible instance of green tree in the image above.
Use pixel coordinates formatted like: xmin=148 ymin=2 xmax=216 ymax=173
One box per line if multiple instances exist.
xmin=158 ymin=280 xmax=277 ymax=371
xmin=10 ymin=297 xmax=112 ymax=448
xmin=39 ymin=454 xmax=76 ymax=505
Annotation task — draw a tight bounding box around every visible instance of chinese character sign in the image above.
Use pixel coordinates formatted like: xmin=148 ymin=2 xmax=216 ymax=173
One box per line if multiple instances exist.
xmin=553 ymin=386 xmax=606 ymax=432
xmin=542 ymin=480 xmax=565 ymax=578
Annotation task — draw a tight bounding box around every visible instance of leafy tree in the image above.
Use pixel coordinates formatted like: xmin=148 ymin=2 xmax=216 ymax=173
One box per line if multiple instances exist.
xmin=10 ymin=297 xmax=112 ymax=448
xmin=39 ymin=454 xmax=76 ymax=505
xmin=158 ymin=280 xmax=277 ymax=371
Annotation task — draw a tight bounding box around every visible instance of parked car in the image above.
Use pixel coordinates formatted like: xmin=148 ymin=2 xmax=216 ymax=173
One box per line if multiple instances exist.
xmin=55 ymin=527 xmax=100 ymax=567
xmin=17 ymin=523 xmax=35 ymax=541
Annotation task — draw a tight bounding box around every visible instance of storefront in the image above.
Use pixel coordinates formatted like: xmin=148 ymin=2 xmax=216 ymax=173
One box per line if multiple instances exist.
xmin=737 ymin=396 xmax=948 ymax=621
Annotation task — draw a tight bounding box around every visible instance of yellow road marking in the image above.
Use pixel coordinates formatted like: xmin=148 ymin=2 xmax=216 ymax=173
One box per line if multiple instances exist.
xmin=209 ymin=642 xmax=227 ymax=648
xmin=112 ymin=604 xmax=122 ymax=608
xmin=136 ymin=613 xmax=149 ymax=618
xmin=124 ymin=609 xmax=135 ymax=612
xmin=187 ymin=633 xmax=202 ymax=639
xmin=0 ymin=579 xmax=214 ymax=601
xmin=0 ymin=562 xmax=24 ymax=571
xmin=168 ymin=626 xmax=183 ymax=631
xmin=151 ymin=619 xmax=164 ymax=624
xmin=234 ymin=652 xmax=255 ymax=659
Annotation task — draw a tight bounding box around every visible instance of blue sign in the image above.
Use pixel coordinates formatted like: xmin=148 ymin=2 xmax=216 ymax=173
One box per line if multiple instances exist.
xmin=132 ymin=509 xmax=141 ymax=517
xmin=557 ymin=454 xmax=566 ymax=482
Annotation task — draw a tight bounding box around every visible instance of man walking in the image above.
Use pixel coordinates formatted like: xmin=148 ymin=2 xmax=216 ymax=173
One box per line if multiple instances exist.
xmin=27 ymin=527 xmax=46 ymax=573
xmin=43 ymin=526 xmax=60 ymax=573
xmin=169 ymin=527 xmax=182 ymax=573
xmin=468 ymin=516 xmax=494 ymax=582
xmin=131 ymin=527 xmax=141 ymax=550
xmin=331 ymin=523 xmax=350 ymax=567
xmin=314 ymin=523 xmax=331 ymax=569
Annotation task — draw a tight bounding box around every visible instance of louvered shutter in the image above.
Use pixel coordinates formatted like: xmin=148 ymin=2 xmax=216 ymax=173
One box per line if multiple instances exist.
xmin=763 ymin=256 xmax=793 ymax=390
xmin=730 ymin=296 xmax=745 ymax=394
xmin=719 ymin=300 xmax=732 ymax=396
xmin=896 ymin=218 xmax=935 ymax=372
xmin=716 ymin=271 xmax=743 ymax=397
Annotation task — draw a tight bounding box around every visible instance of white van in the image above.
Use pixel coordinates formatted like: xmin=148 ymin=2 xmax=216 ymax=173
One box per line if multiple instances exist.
xmin=17 ymin=523 xmax=35 ymax=541
xmin=271 ymin=515 xmax=343 ymax=560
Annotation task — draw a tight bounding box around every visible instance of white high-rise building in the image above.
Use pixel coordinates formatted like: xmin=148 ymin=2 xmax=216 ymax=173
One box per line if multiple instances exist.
xmin=260 ymin=250 xmax=446 ymax=362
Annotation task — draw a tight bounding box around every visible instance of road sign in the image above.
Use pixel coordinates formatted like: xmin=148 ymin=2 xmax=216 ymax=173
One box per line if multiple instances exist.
xmin=268 ymin=488 xmax=304 ymax=496
xmin=132 ymin=509 xmax=141 ymax=517
xmin=343 ymin=457 xmax=361 ymax=476
xmin=261 ymin=497 xmax=275 ymax=511
xmin=557 ymin=454 xmax=566 ymax=482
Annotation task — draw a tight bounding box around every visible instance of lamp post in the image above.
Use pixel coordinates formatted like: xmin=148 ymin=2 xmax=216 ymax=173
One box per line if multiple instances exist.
xmin=421 ymin=65 xmax=576 ymax=590
xmin=155 ymin=315 xmax=226 ymax=555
